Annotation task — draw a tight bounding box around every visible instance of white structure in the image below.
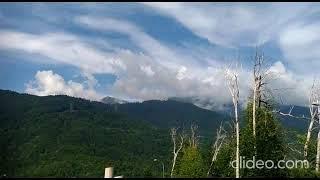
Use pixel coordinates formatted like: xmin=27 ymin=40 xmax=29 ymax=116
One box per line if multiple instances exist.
xmin=104 ymin=167 xmax=123 ymax=178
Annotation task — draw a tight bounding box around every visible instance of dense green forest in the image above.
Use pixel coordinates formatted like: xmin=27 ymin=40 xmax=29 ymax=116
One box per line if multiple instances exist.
xmin=0 ymin=89 xmax=229 ymax=177
xmin=0 ymin=90 xmax=172 ymax=177
xmin=0 ymin=89 xmax=318 ymax=177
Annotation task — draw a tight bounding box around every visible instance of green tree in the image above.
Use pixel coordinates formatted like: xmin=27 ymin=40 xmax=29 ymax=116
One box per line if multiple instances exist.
xmin=210 ymin=137 xmax=236 ymax=177
xmin=176 ymin=146 xmax=206 ymax=177
xmin=240 ymin=103 xmax=287 ymax=177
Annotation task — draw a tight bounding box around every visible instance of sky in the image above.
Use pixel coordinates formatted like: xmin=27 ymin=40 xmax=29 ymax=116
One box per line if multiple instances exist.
xmin=0 ymin=2 xmax=319 ymax=107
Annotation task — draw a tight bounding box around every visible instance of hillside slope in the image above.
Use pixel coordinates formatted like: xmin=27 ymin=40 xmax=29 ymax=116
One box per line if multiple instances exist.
xmin=116 ymin=100 xmax=229 ymax=135
xmin=0 ymin=90 xmax=171 ymax=177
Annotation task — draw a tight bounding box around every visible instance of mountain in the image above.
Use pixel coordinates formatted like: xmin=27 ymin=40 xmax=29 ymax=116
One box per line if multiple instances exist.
xmin=0 ymin=90 xmax=171 ymax=177
xmin=0 ymin=90 xmax=229 ymax=177
xmin=168 ymin=96 xmax=310 ymax=132
xmin=101 ymin=96 xmax=128 ymax=105
xmin=115 ymin=99 xmax=229 ymax=136
xmin=0 ymin=89 xmax=311 ymax=177
xmin=168 ymin=96 xmax=234 ymax=113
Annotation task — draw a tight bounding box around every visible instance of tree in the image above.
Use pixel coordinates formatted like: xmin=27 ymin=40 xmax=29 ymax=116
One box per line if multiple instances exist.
xmin=305 ymin=80 xmax=320 ymax=161
xmin=207 ymin=123 xmax=227 ymax=176
xmin=189 ymin=124 xmax=199 ymax=149
xmin=170 ymin=127 xmax=185 ymax=177
xmin=175 ymin=124 xmax=205 ymax=178
xmin=209 ymin=134 xmax=236 ymax=177
xmin=225 ymin=67 xmax=240 ymax=178
xmin=274 ymin=79 xmax=320 ymax=172
xmin=241 ymin=103 xmax=287 ymax=177
xmin=176 ymin=146 xmax=206 ymax=177
xmin=251 ymin=50 xmax=274 ymax=154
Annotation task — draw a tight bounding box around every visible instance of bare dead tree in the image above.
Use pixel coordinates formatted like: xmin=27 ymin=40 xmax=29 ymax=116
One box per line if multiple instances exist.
xmin=225 ymin=67 xmax=240 ymax=178
xmin=170 ymin=127 xmax=185 ymax=177
xmin=273 ymin=105 xmax=310 ymax=120
xmin=207 ymin=123 xmax=227 ymax=176
xmin=316 ymin=103 xmax=320 ymax=172
xmin=273 ymin=79 xmax=320 ymax=163
xmin=273 ymin=78 xmax=320 ymax=171
xmin=189 ymin=123 xmax=199 ymax=149
xmin=305 ymin=80 xmax=320 ymax=160
xmin=252 ymin=51 xmax=267 ymax=150
xmin=252 ymin=51 xmax=262 ymax=141
xmin=311 ymin=80 xmax=320 ymax=172
xmin=287 ymin=142 xmax=303 ymax=156
xmin=251 ymin=49 xmax=278 ymax=154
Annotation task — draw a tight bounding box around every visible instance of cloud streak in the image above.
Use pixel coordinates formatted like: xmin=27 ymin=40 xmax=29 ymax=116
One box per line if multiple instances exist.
xmin=0 ymin=30 xmax=126 ymax=74
xmin=141 ymin=2 xmax=314 ymax=47
xmin=0 ymin=3 xmax=319 ymax=108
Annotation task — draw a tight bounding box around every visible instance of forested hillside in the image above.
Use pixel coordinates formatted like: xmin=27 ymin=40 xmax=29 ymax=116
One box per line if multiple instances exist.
xmin=0 ymin=90 xmax=172 ymax=177
xmin=0 ymin=89 xmax=317 ymax=178
xmin=0 ymin=90 xmax=228 ymax=177
xmin=116 ymin=100 xmax=229 ymax=136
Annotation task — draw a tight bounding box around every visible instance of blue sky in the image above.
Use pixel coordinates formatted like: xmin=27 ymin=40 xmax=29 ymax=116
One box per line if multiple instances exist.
xmin=0 ymin=2 xmax=319 ymax=106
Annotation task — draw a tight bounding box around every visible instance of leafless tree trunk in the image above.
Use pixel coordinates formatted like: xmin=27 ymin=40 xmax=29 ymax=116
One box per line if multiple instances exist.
xmin=234 ymin=96 xmax=240 ymax=178
xmin=170 ymin=127 xmax=185 ymax=177
xmin=251 ymin=50 xmax=276 ymax=154
xmin=304 ymin=116 xmax=315 ymax=159
xmin=304 ymin=83 xmax=318 ymax=159
xmin=252 ymin=52 xmax=260 ymax=140
xmin=189 ymin=124 xmax=199 ymax=149
xmin=252 ymin=51 xmax=265 ymax=153
xmin=225 ymin=68 xmax=240 ymax=178
xmin=207 ymin=123 xmax=227 ymax=176
xmin=317 ymin=120 xmax=320 ymax=172
xmin=316 ymin=101 xmax=320 ymax=172
xmin=252 ymin=84 xmax=257 ymax=138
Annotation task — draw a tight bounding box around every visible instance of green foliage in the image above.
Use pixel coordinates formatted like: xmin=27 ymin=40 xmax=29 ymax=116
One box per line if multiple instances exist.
xmin=285 ymin=130 xmax=318 ymax=177
xmin=240 ymin=103 xmax=287 ymax=177
xmin=118 ymin=100 xmax=228 ymax=137
xmin=288 ymin=167 xmax=320 ymax=178
xmin=210 ymin=137 xmax=236 ymax=177
xmin=0 ymin=89 xmax=316 ymax=178
xmin=175 ymin=146 xmax=206 ymax=177
xmin=0 ymin=90 xmax=171 ymax=177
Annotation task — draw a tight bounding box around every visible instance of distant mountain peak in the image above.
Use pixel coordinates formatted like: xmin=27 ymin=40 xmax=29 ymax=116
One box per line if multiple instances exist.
xmin=167 ymin=96 xmax=234 ymax=113
xmin=101 ymin=96 xmax=128 ymax=105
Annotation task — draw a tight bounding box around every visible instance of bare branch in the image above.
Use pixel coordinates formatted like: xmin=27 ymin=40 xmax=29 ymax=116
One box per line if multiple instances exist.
xmin=207 ymin=123 xmax=227 ymax=176
xmin=287 ymin=143 xmax=302 ymax=155
xmin=170 ymin=127 xmax=185 ymax=177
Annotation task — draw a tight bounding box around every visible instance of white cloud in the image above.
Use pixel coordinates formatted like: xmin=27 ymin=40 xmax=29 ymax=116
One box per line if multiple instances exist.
xmin=75 ymin=16 xmax=187 ymax=70
xmin=0 ymin=30 xmax=126 ymax=74
xmin=176 ymin=66 xmax=187 ymax=80
xmin=0 ymin=10 xmax=317 ymax=107
xmin=141 ymin=2 xmax=314 ymax=47
xmin=256 ymin=61 xmax=312 ymax=106
xmin=26 ymin=70 xmax=103 ymax=101
xmin=73 ymin=15 xmax=248 ymax=104
xmin=140 ymin=65 xmax=155 ymax=77
xmin=3 ymin=28 xmax=311 ymax=107
xmin=278 ymin=22 xmax=320 ymax=73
